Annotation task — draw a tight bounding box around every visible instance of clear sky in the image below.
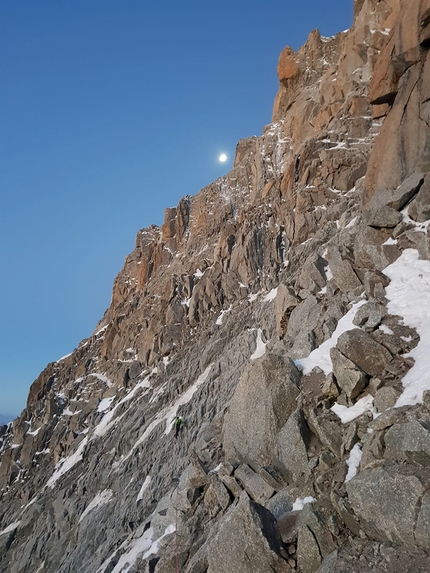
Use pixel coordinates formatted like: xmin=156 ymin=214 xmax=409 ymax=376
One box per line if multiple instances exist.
xmin=0 ymin=0 xmax=352 ymax=418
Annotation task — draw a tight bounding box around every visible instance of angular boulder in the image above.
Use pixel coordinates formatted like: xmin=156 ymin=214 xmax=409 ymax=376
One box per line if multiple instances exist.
xmin=384 ymin=420 xmax=430 ymax=466
xmin=346 ymin=467 xmax=423 ymax=545
xmin=223 ymin=353 xmax=301 ymax=466
xmin=336 ymin=329 xmax=392 ymax=378
xmin=207 ymin=492 xmax=291 ymax=573
xmin=275 ymin=408 xmax=310 ymax=483
xmin=330 ymin=347 xmax=368 ymax=400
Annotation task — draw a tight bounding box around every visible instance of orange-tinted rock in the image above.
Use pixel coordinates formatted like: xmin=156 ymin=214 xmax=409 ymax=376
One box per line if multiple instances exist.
xmin=277 ymin=46 xmax=300 ymax=83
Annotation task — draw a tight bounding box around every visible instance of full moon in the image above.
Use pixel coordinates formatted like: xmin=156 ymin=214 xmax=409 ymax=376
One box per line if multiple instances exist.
xmin=219 ymin=153 xmax=227 ymax=163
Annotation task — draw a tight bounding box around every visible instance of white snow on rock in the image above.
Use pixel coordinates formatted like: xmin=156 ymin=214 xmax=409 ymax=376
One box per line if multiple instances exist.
xmin=250 ymin=329 xmax=266 ymax=360
xmin=263 ymin=287 xmax=278 ymax=302
xmin=292 ymin=497 xmax=315 ymax=511
xmin=106 ymin=525 xmax=176 ymax=573
xmin=93 ymin=376 xmax=151 ymax=438
xmin=56 ymin=352 xmax=72 ymax=363
xmin=0 ymin=520 xmax=21 ymax=536
xmin=136 ymin=476 xmax=151 ymax=502
xmin=119 ymin=365 xmax=213 ymax=466
xmin=216 ymin=305 xmax=232 ymax=325
xmin=79 ymin=489 xmax=113 ymax=523
xmin=345 ymin=443 xmax=362 ymax=482
xmin=295 ymin=300 xmax=367 ymax=374
xmin=46 ymin=437 xmax=88 ymax=489
xmin=89 ymin=373 xmax=113 ymax=387
xmin=97 ymin=397 xmax=115 ymax=413
xmin=331 ymin=395 xmax=375 ymax=424
xmin=384 ymin=249 xmax=430 ymax=407
xmin=379 ymin=324 xmax=394 ymax=335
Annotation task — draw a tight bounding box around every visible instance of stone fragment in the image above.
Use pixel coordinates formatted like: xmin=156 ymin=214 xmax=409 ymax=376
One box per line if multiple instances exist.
xmin=360 ymin=430 xmax=385 ymax=469
xmin=223 ymin=353 xmax=301 ymax=467
xmin=234 ymin=464 xmax=275 ymax=505
xmin=353 ymin=302 xmax=386 ymax=332
xmin=219 ymin=475 xmax=243 ymax=499
xmin=297 ymin=504 xmax=336 ymax=573
xmin=384 ymin=420 xmax=430 ymax=466
xmin=367 ymin=205 xmax=402 ymax=228
xmin=308 ymin=409 xmax=343 ymax=457
xmin=415 ymin=491 xmax=430 ymax=548
xmin=330 ymin=348 xmax=368 ymax=400
xmin=363 ymin=269 xmax=390 ymax=301
xmin=374 ymin=387 xmax=400 ymax=412
xmin=354 ymin=226 xmax=394 ymax=271
xmin=346 ymin=467 xmax=423 ymax=545
xmin=206 ymin=492 xmax=291 ymax=573
xmin=336 ymin=329 xmax=392 ymax=378
xmin=274 ymin=284 xmax=298 ymax=338
xmin=409 ymin=174 xmax=430 ymax=222
xmin=297 ymin=525 xmax=321 ymax=573
xmin=204 ymin=479 xmax=231 ymax=516
xmin=369 ymin=172 xmax=425 ymax=212
xmin=326 ymin=247 xmax=362 ymax=293
xmin=275 ymin=409 xmax=310 ymax=483
xmin=370 ymin=408 xmax=407 ymax=431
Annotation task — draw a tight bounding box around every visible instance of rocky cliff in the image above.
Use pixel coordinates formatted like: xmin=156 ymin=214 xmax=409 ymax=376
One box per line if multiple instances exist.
xmin=1 ymin=1 xmax=430 ymax=571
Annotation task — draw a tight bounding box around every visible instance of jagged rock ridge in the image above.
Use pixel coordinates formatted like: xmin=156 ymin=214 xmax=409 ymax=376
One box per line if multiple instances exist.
xmin=1 ymin=0 xmax=430 ymax=571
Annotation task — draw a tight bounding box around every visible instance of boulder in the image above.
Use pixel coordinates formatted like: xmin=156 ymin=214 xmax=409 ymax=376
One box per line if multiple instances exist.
xmin=330 ymin=348 xmax=368 ymax=401
xmin=326 ymin=247 xmax=362 ymax=293
xmin=384 ymin=420 xmax=430 ymax=466
xmin=352 ymin=302 xmax=386 ymax=331
xmin=234 ymin=464 xmax=274 ymax=505
xmin=373 ymin=387 xmax=400 ymax=412
xmin=416 ymin=491 xmax=430 ymax=549
xmin=274 ymin=284 xmax=298 ymax=338
xmin=409 ymin=174 xmax=430 ymax=222
xmin=346 ymin=467 xmax=423 ymax=545
xmin=367 ymin=205 xmax=403 ymax=228
xmin=308 ymin=409 xmax=343 ymax=458
xmin=223 ymin=353 xmax=301 ymax=467
xmin=206 ymin=492 xmax=291 ymax=573
xmin=297 ymin=504 xmax=337 ymax=573
xmin=336 ymin=329 xmax=392 ymax=378
xmin=275 ymin=409 xmax=310 ymax=483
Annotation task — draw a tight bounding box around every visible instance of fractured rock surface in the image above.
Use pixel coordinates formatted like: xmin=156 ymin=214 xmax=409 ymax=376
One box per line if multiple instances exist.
xmin=1 ymin=0 xmax=430 ymax=572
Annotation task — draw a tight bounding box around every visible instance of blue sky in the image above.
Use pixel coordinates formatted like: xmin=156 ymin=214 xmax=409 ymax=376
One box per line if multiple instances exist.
xmin=0 ymin=0 xmax=352 ymax=418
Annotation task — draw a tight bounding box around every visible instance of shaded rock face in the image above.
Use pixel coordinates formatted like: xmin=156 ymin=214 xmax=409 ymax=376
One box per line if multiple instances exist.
xmin=1 ymin=1 xmax=430 ymax=572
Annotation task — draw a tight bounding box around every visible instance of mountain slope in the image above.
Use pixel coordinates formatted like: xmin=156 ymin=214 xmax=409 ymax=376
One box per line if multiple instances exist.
xmin=1 ymin=1 xmax=430 ymax=572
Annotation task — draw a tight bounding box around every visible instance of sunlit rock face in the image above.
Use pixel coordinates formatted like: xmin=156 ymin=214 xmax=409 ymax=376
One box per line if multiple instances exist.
xmin=2 ymin=0 xmax=430 ymax=571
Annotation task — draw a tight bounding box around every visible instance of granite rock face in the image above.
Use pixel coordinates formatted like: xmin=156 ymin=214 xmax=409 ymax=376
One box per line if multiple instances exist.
xmin=1 ymin=0 xmax=430 ymax=572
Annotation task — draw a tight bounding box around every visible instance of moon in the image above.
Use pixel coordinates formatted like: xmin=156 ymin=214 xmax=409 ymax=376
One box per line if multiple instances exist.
xmin=218 ymin=153 xmax=227 ymax=163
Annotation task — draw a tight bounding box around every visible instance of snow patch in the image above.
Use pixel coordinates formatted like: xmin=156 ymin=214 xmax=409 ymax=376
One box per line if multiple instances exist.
xmin=136 ymin=476 xmax=151 ymax=501
xmin=97 ymin=397 xmax=115 ymax=413
xmin=209 ymin=463 xmax=222 ymax=474
xmin=331 ymin=395 xmax=375 ymax=424
xmin=216 ymin=305 xmax=232 ymax=325
xmin=263 ymin=287 xmax=278 ymax=302
xmin=292 ymin=497 xmax=315 ymax=511
xmin=107 ymin=525 xmax=176 ymax=573
xmin=295 ymin=300 xmax=367 ymax=375
xmin=79 ymin=489 xmax=113 ymax=522
xmin=383 ymin=237 xmax=397 ymax=246
xmin=384 ymin=249 xmax=430 ymax=406
xmin=46 ymin=437 xmax=88 ymax=489
xmin=250 ymin=329 xmax=266 ymax=360
xmin=379 ymin=324 xmax=394 ymax=335
xmin=57 ymin=353 xmax=72 ymax=362
xmin=0 ymin=521 xmax=21 ymax=536
xmin=345 ymin=443 xmax=362 ymax=482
